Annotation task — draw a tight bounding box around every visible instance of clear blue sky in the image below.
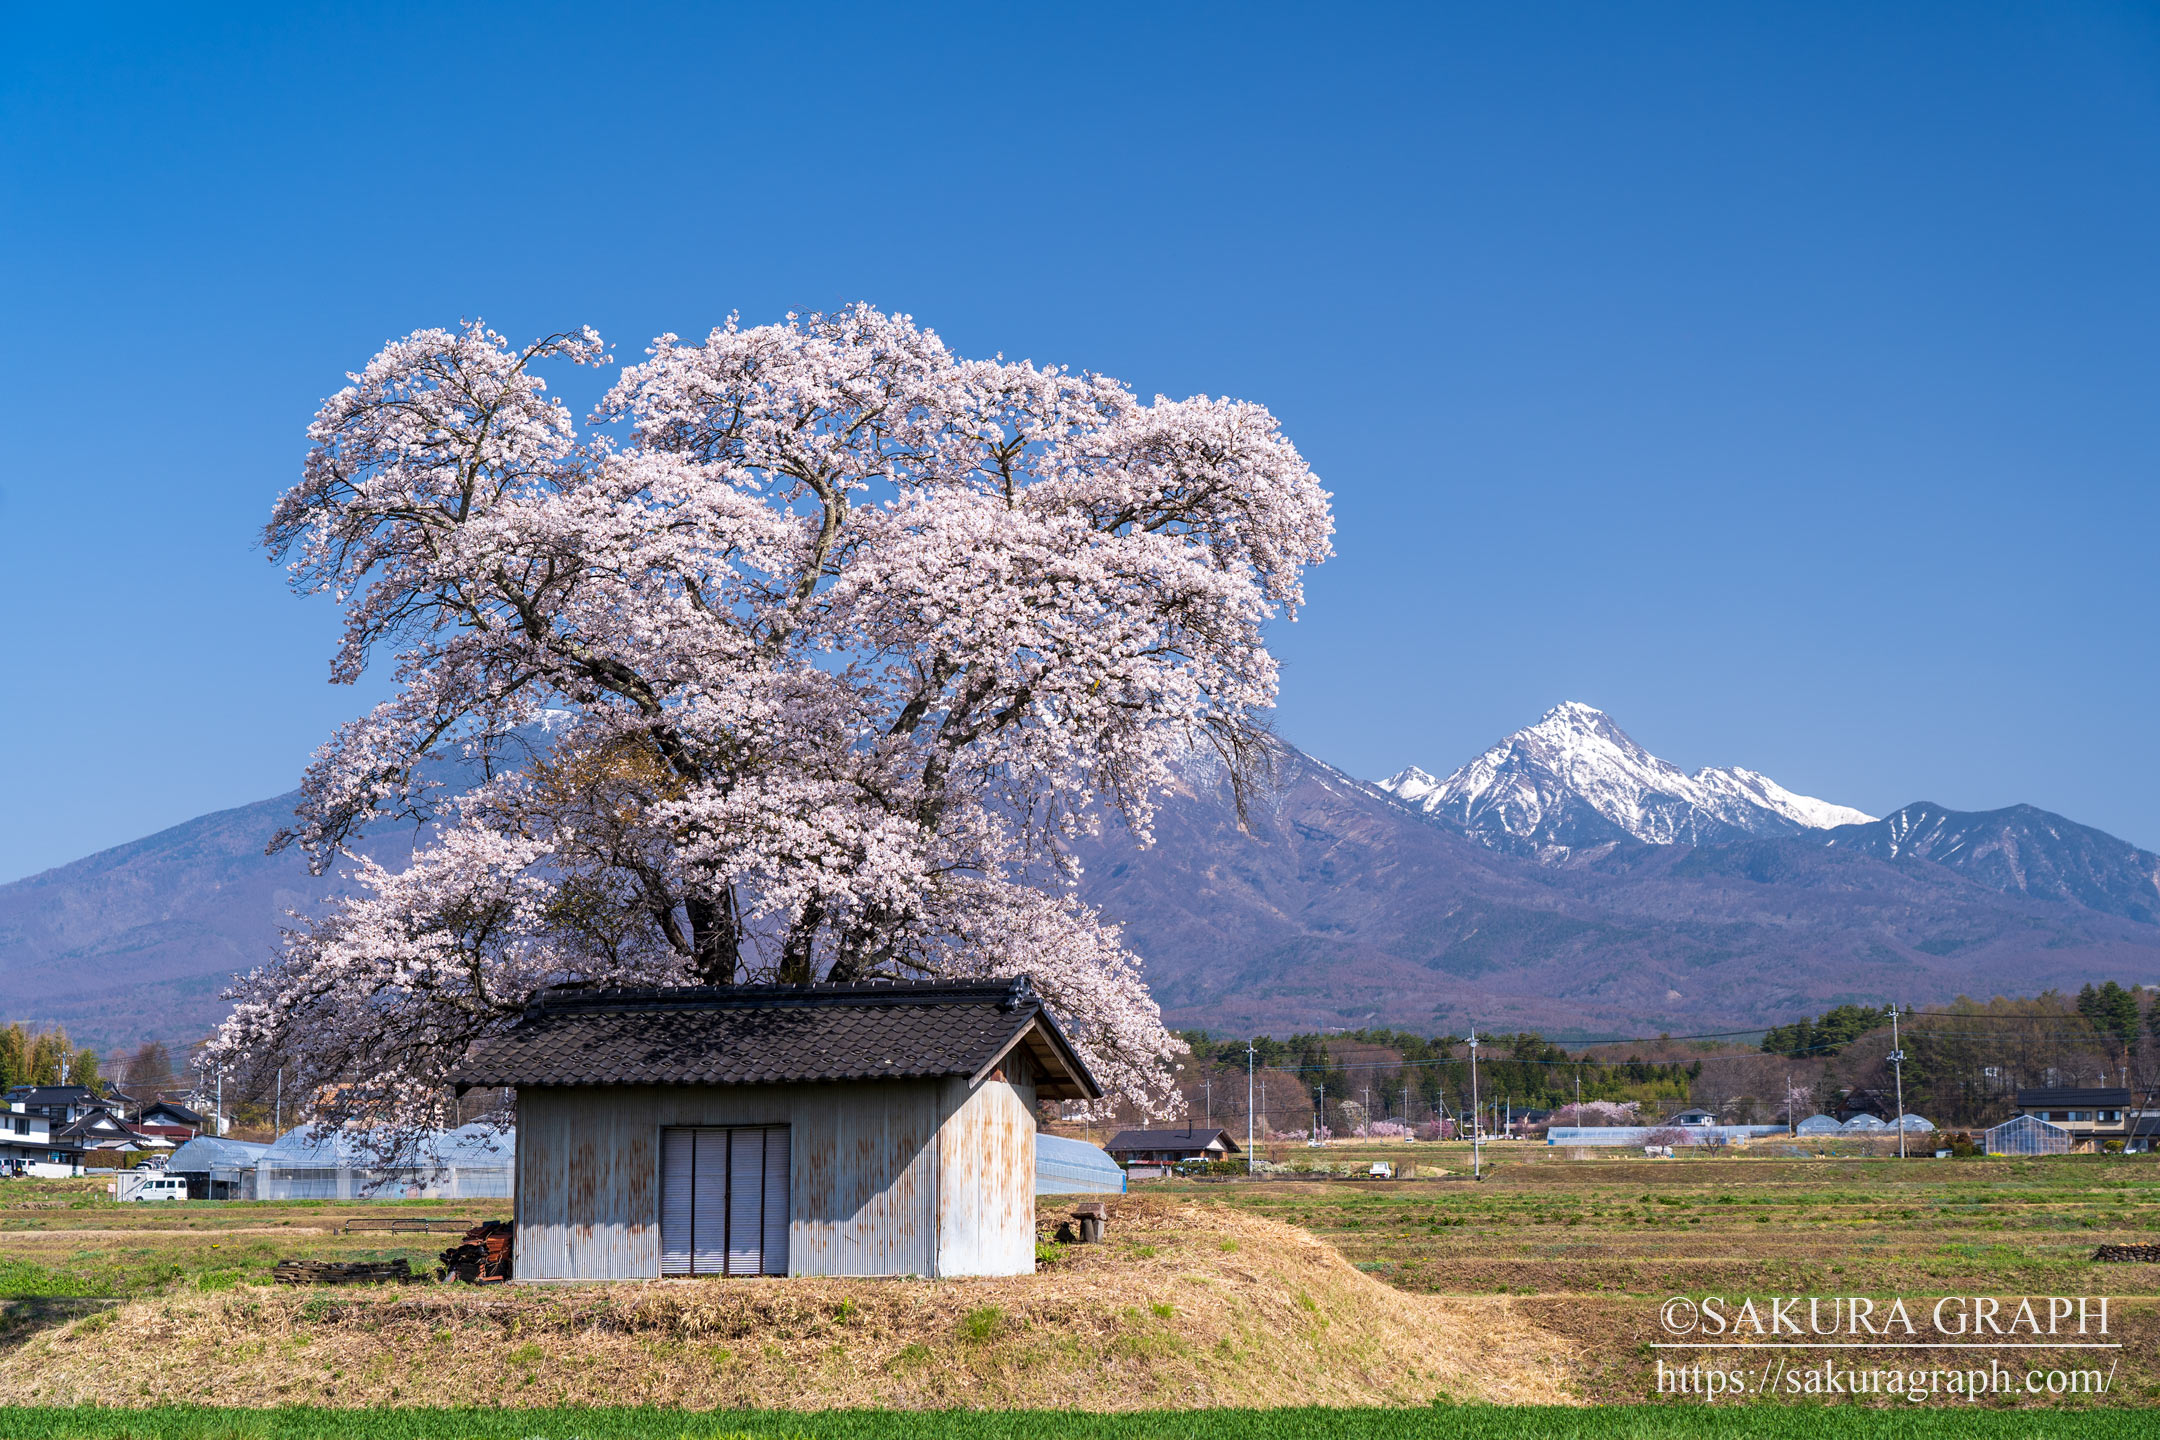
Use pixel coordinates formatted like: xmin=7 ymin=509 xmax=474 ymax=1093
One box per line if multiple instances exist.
xmin=3 ymin=3 xmax=2157 ymax=882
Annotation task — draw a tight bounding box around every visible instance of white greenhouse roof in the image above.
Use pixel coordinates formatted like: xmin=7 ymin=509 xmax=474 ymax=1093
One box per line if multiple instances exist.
xmin=1036 ymin=1133 xmax=1126 ymax=1195
xmin=165 ymin=1136 xmax=271 ymax=1171
xmin=258 ymin=1123 xmax=514 ymax=1169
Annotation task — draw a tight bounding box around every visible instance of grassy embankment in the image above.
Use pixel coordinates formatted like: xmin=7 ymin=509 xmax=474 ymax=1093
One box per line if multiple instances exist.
xmin=0 ymin=1183 xmax=1567 ymax=1410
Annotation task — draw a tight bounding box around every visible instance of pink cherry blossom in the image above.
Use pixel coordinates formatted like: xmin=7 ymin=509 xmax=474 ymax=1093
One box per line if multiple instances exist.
xmin=208 ymin=306 xmax=1333 ymax=1136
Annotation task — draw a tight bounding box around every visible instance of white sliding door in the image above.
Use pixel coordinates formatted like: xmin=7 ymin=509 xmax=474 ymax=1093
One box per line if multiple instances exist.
xmin=657 ymin=1125 xmax=791 ymax=1278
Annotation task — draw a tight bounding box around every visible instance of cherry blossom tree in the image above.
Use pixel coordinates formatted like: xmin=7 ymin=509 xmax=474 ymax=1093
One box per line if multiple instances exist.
xmin=207 ymin=306 xmax=1332 ymax=1137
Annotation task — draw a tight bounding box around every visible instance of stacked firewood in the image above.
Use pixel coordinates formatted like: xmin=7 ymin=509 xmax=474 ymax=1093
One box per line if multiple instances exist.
xmin=2093 ymin=1243 xmax=2160 ymax=1263
xmin=439 ymin=1220 xmax=514 ymax=1283
xmin=272 ymin=1258 xmax=415 ymax=1285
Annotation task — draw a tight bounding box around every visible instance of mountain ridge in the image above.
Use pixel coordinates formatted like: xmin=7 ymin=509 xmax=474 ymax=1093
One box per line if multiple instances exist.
xmin=5 ymin=711 xmax=2159 ymax=1049
xmin=1378 ymin=701 xmax=1875 ymax=858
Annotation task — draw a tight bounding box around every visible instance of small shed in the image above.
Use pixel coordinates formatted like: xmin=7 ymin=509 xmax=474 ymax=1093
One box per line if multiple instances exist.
xmin=1984 ymin=1114 xmax=2073 ymax=1156
xmin=450 ymin=977 xmax=1101 ymax=1281
xmin=1036 ymin=1133 xmax=1126 ymax=1195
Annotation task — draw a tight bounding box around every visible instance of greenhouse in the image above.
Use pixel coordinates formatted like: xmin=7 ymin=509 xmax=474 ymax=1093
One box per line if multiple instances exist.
xmin=254 ymin=1123 xmax=515 ymax=1200
xmin=1794 ymin=1114 xmax=1842 ymax=1135
xmin=165 ymin=1136 xmax=270 ymax=1200
xmin=1840 ymin=1114 xmax=1887 ymax=1131
xmin=1984 ymin=1114 xmax=2073 ymax=1156
xmin=1035 ymin=1133 xmax=1126 ymax=1194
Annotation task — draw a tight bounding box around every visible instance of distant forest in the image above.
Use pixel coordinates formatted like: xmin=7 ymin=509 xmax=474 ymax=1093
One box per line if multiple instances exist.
xmin=1155 ymin=981 xmax=2160 ymax=1133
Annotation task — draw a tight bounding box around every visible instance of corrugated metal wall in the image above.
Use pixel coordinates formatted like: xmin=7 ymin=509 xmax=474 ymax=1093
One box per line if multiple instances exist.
xmin=517 ymin=1075 xmax=1037 ymax=1281
xmin=934 ymin=1067 xmax=1037 ymax=1276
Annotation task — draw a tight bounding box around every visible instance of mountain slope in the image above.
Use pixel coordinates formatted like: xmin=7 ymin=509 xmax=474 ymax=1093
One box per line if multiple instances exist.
xmin=6 ymin=735 xmax=2158 ymax=1049
xmin=0 ymin=795 xmax=412 ymax=1050
xmin=1072 ymin=746 xmax=2160 ymax=1037
xmin=1820 ymin=802 xmax=2160 ymax=924
xmin=1379 ymin=702 xmax=1872 ymax=858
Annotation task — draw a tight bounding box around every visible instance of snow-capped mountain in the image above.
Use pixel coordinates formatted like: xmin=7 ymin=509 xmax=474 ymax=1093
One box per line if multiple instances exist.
xmin=1378 ymin=701 xmax=1874 ymax=858
xmin=1821 ymin=801 xmax=2160 ymax=924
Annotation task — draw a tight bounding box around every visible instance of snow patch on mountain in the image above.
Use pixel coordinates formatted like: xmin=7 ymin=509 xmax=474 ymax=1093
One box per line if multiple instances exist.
xmin=1378 ymin=701 xmax=1873 ymax=857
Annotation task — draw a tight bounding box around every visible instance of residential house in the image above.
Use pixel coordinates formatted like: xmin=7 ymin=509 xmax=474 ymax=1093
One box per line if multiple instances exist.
xmin=1104 ymin=1126 xmax=1243 ymax=1166
xmin=0 ymin=1104 xmax=81 ymax=1176
xmin=5 ymin=1085 xmax=106 ymax=1127
xmin=54 ymin=1106 xmax=172 ymax=1160
xmin=2014 ymin=1088 xmax=2133 ymax=1151
xmin=133 ymin=1100 xmax=204 ymax=1134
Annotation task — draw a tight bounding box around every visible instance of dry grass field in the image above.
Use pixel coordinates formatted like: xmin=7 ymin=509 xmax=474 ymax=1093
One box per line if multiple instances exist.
xmin=1193 ymin=1146 xmax=2160 ymax=1405
xmin=0 ymin=1185 xmax=1572 ymax=1410
xmin=1 ymin=1149 xmax=2155 ymax=1418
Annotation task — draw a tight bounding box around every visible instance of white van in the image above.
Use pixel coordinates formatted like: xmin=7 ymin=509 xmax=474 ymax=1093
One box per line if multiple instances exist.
xmin=116 ymin=1173 xmax=188 ymax=1202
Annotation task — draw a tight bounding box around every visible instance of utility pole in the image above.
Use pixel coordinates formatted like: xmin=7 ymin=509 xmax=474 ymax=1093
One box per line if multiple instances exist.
xmin=275 ymin=1068 xmax=283 ymax=1135
xmin=216 ymin=1068 xmax=224 ymax=1137
xmin=1245 ymin=1040 xmax=1255 ymax=1177
xmin=1468 ymin=1029 xmax=1482 ymax=1180
xmin=1204 ymin=1077 xmax=1212 ymax=1130
xmin=1888 ymin=1007 xmax=1907 ymax=1161
xmin=1315 ymin=1082 xmax=1325 ymax=1144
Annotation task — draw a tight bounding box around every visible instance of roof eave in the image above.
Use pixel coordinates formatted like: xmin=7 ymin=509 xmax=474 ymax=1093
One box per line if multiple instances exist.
xmin=968 ymin=1008 xmax=1101 ymax=1102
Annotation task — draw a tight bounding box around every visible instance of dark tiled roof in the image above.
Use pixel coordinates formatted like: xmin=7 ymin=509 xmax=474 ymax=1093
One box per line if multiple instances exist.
xmin=1105 ymin=1127 xmax=1242 ymax=1155
xmin=2015 ymin=1088 xmax=2133 ymax=1108
xmin=449 ymin=977 xmax=1100 ymax=1100
xmin=5 ymin=1086 xmax=97 ymax=1104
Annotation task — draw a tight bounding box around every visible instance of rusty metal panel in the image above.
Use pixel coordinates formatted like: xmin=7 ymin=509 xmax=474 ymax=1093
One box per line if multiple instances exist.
xmin=514 ymin=1080 xmax=945 ymax=1281
xmin=933 ymin=1074 xmax=1037 ymax=1276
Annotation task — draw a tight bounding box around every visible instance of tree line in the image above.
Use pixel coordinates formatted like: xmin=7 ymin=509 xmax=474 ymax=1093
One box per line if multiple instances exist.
xmin=0 ymin=1024 xmax=103 ymax=1091
xmin=1177 ymin=1028 xmax=1700 ymax=1132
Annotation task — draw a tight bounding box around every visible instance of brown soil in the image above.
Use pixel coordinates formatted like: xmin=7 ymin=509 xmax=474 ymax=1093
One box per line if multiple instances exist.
xmin=0 ymin=1195 xmax=1580 ymax=1409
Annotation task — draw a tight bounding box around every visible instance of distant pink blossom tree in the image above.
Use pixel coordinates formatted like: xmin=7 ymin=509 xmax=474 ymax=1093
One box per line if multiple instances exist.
xmin=207 ymin=307 xmax=1332 ymax=1135
xmin=1551 ymin=1099 xmax=1641 ymax=1127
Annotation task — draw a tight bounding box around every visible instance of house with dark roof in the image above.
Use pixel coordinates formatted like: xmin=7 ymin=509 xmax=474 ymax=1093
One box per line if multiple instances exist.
xmin=5 ymin=1086 xmax=105 ymax=1127
xmin=450 ymin=976 xmax=1100 ymax=1281
xmin=1104 ymin=1126 xmax=1242 ymax=1166
xmin=2014 ymin=1087 xmax=2132 ymax=1149
xmin=132 ymin=1100 xmax=204 ymax=1135
xmin=55 ymin=1107 xmax=173 ymax=1157
xmin=0 ymin=1104 xmax=79 ymax=1175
